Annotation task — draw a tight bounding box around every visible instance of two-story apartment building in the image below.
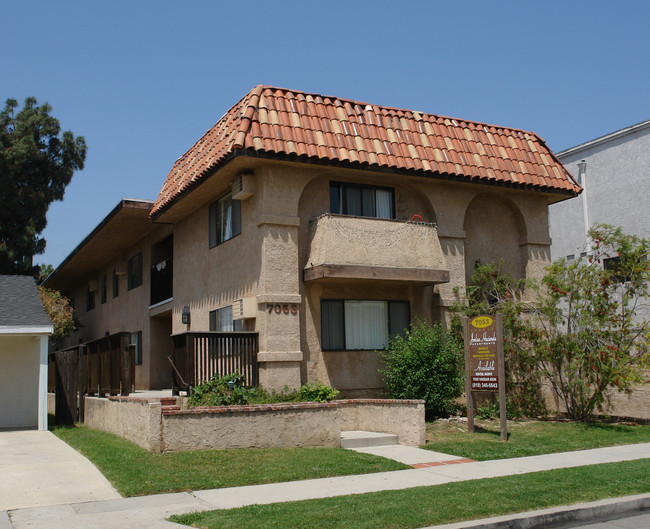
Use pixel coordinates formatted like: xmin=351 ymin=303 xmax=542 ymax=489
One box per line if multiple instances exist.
xmin=45 ymin=85 xmax=580 ymax=396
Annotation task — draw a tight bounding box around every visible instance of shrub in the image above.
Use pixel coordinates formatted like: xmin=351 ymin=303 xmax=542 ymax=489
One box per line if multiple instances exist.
xmin=449 ymin=262 xmax=547 ymax=418
xmin=297 ymin=382 xmax=339 ymax=402
xmin=527 ymin=225 xmax=650 ymax=420
xmin=187 ymin=374 xmax=339 ymax=407
xmin=381 ymin=321 xmax=464 ymax=419
xmin=187 ymin=372 xmax=253 ymax=407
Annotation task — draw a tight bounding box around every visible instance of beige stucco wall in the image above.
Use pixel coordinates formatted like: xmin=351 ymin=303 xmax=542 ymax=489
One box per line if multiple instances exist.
xmin=544 ymin=376 xmax=650 ymax=421
xmin=305 ymin=214 xmax=446 ymax=271
xmin=80 ymin=397 xmax=425 ymax=452
xmin=338 ymin=399 xmax=425 ymax=446
xmin=0 ymin=336 xmax=40 ymax=429
xmin=83 ymin=396 xmax=163 ymax=451
xmin=161 ymin=404 xmax=340 ymax=452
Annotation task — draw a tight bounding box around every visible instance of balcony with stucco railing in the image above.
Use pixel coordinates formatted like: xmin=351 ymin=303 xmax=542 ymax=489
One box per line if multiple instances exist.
xmin=303 ymin=214 xmax=450 ymax=284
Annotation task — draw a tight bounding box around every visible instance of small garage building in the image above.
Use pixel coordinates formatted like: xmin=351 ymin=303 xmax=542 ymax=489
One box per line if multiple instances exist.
xmin=0 ymin=275 xmax=53 ymax=430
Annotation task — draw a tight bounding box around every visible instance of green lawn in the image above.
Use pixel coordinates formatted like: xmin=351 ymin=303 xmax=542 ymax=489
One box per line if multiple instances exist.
xmin=425 ymin=419 xmax=650 ymax=460
xmin=172 ymin=458 xmax=650 ymax=529
xmin=52 ymin=425 xmax=408 ymax=497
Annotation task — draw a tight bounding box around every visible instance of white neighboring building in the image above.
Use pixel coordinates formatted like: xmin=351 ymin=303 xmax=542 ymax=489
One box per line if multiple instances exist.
xmin=0 ymin=276 xmax=53 ymax=430
xmin=549 ymin=120 xmax=650 ymax=421
xmin=550 ymin=118 xmax=650 ymax=260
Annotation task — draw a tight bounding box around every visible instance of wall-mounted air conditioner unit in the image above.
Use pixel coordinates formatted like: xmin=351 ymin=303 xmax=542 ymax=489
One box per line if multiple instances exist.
xmin=232 ymin=298 xmax=257 ymax=320
xmin=232 ymin=172 xmax=255 ymax=200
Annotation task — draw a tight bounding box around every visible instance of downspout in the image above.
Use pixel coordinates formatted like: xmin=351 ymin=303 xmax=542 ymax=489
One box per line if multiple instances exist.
xmin=577 ymin=160 xmax=590 ymax=252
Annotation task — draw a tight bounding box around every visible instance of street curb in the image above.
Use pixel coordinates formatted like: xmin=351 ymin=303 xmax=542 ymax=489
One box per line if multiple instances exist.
xmin=420 ymin=493 xmax=650 ymax=529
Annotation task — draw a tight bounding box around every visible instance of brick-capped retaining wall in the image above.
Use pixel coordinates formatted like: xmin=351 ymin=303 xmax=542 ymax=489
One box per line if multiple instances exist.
xmin=83 ymin=397 xmax=424 ymax=452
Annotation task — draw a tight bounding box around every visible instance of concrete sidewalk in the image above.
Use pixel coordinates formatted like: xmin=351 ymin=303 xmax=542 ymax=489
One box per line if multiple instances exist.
xmin=0 ymin=430 xmax=120 ymax=512
xmin=2 ymin=442 xmax=648 ymax=528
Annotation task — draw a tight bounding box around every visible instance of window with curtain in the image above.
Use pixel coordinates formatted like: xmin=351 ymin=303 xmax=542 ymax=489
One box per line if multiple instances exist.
xmin=321 ymin=299 xmax=409 ymax=351
xmin=209 ymin=192 xmax=241 ymax=248
xmin=209 ymin=306 xmax=243 ymax=332
xmin=330 ymin=182 xmax=394 ymax=219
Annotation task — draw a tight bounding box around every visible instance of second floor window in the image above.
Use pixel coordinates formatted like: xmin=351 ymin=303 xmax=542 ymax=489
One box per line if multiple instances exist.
xmin=85 ymin=286 xmax=95 ymax=312
xmin=209 ymin=192 xmax=241 ymax=248
xmin=128 ymin=252 xmax=143 ymax=290
xmin=330 ymin=182 xmax=394 ymax=219
xmin=112 ymin=268 xmax=119 ymax=298
xmin=100 ymin=275 xmax=107 ymax=304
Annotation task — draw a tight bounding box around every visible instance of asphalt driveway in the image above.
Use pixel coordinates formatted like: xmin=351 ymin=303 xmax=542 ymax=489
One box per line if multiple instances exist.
xmin=0 ymin=430 xmax=120 ymax=511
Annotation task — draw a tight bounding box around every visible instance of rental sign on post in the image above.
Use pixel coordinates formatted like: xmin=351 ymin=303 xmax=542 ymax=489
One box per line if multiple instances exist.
xmin=463 ymin=314 xmax=507 ymax=441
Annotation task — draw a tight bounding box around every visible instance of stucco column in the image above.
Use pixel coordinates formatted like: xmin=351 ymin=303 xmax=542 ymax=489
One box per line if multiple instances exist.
xmin=38 ymin=335 xmax=49 ymax=431
xmin=255 ymin=218 xmax=303 ymax=391
xmin=520 ymin=236 xmax=552 ymax=299
xmin=433 ymin=232 xmax=467 ymax=327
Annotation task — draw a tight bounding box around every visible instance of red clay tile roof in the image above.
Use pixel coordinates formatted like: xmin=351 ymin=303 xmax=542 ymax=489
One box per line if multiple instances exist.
xmin=152 ymin=85 xmax=580 ymax=217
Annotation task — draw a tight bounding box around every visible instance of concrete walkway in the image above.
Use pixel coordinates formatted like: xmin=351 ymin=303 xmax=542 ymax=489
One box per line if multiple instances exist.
xmin=0 ymin=430 xmax=120 ymax=512
xmin=2 ymin=442 xmax=648 ymax=528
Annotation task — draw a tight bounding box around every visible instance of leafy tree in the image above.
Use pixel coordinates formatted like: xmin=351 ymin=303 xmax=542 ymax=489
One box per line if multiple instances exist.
xmin=450 ymin=262 xmax=547 ymax=417
xmin=0 ymin=97 xmax=86 ymax=275
xmin=452 ymin=225 xmax=650 ymax=421
xmin=381 ymin=321 xmax=464 ymax=418
xmin=529 ymin=225 xmax=650 ymax=420
xmin=37 ymin=285 xmax=78 ymax=342
xmin=36 ymin=263 xmax=54 ymax=284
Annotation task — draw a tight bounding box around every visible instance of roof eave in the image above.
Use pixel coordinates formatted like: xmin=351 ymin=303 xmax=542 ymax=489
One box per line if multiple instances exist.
xmin=151 ymin=149 xmax=580 ymax=220
xmin=44 ymin=199 xmax=155 ymax=290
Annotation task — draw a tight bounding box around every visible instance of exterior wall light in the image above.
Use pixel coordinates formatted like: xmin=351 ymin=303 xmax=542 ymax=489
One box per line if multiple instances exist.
xmin=181 ymin=305 xmax=191 ymax=325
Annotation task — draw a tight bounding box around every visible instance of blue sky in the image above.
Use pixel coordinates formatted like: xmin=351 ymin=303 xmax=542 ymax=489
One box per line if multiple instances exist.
xmin=3 ymin=0 xmax=650 ymax=268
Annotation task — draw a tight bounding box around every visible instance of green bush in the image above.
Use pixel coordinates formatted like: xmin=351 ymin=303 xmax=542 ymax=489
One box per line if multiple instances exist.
xmin=187 ymin=372 xmax=254 ymax=407
xmin=381 ymin=321 xmax=464 ymax=419
xmin=187 ymin=374 xmax=339 ymax=407
xmin=298 ymin=382 xmax=339 ymax=402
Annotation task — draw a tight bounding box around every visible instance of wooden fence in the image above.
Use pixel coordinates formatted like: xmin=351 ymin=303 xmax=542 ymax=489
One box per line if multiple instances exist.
xmin=170 ymin=332 xmax=258 ymax=393
xmin=48 ymin=332 xmax=135 ymax=424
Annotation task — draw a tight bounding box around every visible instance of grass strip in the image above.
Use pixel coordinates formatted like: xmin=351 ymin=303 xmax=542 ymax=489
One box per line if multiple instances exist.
xmin=425 ymin=420 xmax=650 ymax=460
xmin=52 ymin=424 xmax=408 ymax=496
xmin=172 ymin=458 xmax=650 ymax=529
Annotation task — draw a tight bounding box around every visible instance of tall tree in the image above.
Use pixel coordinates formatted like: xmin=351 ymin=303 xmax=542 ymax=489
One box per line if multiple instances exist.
xmin=0 ymin=97 xmax=86 ymax=275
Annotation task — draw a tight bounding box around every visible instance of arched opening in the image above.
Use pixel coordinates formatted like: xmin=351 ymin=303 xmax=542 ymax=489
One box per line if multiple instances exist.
xmin=463 ymin=194 xmax=526 ymax=286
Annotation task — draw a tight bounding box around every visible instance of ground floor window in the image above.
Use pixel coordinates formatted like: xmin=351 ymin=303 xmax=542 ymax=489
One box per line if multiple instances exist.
xmin=209 ymin=305 xmax=243 ymax=332
xmin=321 ymin=300 xmax=409 ymax=351
xmin=130 ymin=331 xmax=142 ymax=365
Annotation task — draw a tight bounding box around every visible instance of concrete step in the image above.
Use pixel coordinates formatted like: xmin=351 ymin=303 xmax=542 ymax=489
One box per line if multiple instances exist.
xmin=340 ymin=430 xmax=398 ymax=448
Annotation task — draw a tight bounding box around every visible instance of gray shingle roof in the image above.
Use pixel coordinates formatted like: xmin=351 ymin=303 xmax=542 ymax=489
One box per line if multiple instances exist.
xmin=0 ymin=275 xmax=53 ymax=330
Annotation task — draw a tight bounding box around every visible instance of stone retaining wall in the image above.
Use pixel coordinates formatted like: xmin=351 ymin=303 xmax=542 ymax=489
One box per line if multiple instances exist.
xmin=81 ymin=397 xmax=425 ymax=452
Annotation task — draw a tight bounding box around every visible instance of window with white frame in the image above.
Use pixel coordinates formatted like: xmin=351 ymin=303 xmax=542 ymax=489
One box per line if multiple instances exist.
xmin=209 ymin=192 xmax=241 ymax=248
xmin=330 ymin=182 xmax=394 ymax=219
xmin=321 ymin=300 xmax=409 ymax=351
xmin=209 ymin=305 xmax=243 ymax=332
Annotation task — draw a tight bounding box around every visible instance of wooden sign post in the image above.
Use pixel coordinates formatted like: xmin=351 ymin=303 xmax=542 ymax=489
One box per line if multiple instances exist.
xmin=463 ymin=314 xmax=507 ymax=441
